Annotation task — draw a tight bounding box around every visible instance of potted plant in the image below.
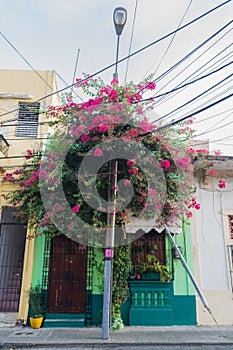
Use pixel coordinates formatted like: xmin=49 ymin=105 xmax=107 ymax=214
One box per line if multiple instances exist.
xmin=26 ymin=284 xmax=44 ymax=329
xmin=138 ymin=254 xmax=170 ymax=282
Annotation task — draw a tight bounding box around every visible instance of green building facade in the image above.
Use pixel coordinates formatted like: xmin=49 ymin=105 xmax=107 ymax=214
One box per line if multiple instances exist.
xmin=29 ymin=223 xmax=196 ymax=327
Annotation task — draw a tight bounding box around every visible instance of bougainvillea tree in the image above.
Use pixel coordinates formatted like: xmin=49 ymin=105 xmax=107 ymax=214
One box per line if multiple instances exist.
xmin=4 ymin=75 xmax=224 ymax=327
xmin=5 ymin=77 xmax=202 ymax=239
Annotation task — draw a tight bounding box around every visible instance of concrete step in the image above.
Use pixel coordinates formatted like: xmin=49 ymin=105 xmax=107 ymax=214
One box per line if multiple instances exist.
xmin=43 ymin=313 xmax=85 ymax=328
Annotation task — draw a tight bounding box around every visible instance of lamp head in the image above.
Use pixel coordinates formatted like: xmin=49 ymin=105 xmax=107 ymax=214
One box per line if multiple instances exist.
xmin=113 ymin=7 xmax=127 ymax=35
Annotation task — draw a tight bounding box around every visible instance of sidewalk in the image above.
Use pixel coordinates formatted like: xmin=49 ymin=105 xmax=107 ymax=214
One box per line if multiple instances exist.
xmin=1 ymin=325 xmax=233 ymax=349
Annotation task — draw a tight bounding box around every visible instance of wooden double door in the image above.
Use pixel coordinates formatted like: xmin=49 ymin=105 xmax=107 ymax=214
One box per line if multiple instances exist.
xmin=47 ymin=235 xmax=87 ymax=314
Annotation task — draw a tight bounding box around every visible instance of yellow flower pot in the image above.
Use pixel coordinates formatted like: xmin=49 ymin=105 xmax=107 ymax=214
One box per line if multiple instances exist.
xmin=29 ymin=316 xmax=43 ymax=329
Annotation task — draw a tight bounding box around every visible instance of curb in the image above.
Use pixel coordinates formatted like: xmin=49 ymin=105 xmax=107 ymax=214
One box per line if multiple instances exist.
xmin=2 ymin=342 xmax=233 ymax=349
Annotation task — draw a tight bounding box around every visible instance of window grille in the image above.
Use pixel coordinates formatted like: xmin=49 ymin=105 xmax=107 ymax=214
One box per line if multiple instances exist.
xmin=228 ymin=215 xmax=233 ymax=240
xmin=85 ymin=246 xmax=93 ymax=326
xmin=0 ymin=206 xmax=26 ymax=312
xmin=131 ymin=229 xmax=166 ymax=275
xmin=227 ymin=245 xmax=233 ymax=293
xmin=16 ymin=102 xmax=40 ymax=138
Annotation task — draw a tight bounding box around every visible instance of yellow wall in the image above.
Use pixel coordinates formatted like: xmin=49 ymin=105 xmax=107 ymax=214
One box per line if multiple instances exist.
xmin=0 ymin=69 xmax=59 ymax=174
xmin=0 ymin=69 xmax=60 ymax=323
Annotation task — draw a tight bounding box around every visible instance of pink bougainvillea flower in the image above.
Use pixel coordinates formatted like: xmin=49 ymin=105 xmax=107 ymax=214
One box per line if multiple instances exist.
xmin=196 ymin=149 xmax=209 ymax=154
xmin=128 ymin=167 xmax=138 ymax=175
xmin=194 ymin=203 xmax=201 ymax=210
xmin=127 ymin=159 xmax=137 ymax=166
xmin=25 ymin=149 xmax=33 ymax=159
xmin=146 ymin=81 xmax=156 ymax=90
xmin=149 ymin=189 xmax=157 ymax=196
xmin=25 ymin=176 xmax=38 ymax=187
xmin=186 ymin=211 xmax=193 ymax=218
xmin=71 ymin=125 xmax=85 ymax=137
xmin=98 ymin=125 xmax=109 ymax=132
xmin=81 ymin=133 xmax=91 ymax=143
xmin=108 ymin=89 xmax=118 ymax=101
xmin=13 ymin=169 xmax=21 ymax=175
xmin=188 ymin=147 xmax=196 ymax=155
xmin=176 ymin=156 xmax=191 ymax=168
xmin=2 ymin=173 xmax=15 ymax=181
xmin=68 ymin=222 xmax=74 ymax=231
xmin=160 ymin=160 xmax=170 ymax=169
xmin=218 ymin=179 xmax=226 ymax=189
xmin=123 ymin=179 xmax=130 ymax=186
xmin=128 ymin=128 xmax=139 ymax=138
xmin=214 ymin=150 xmax=222 ymax=156
xmin=139 ymin=118 xmax=156 ymax=133
xmin=111 ymin=78 xmax=119 ymax=85
xmin=208 ymin=169 xmax=217 ymax=176
xmin=93 ymin=148 xmax=103 ymax=157
xmin=72 ymin=205 xmax=80 ymax=213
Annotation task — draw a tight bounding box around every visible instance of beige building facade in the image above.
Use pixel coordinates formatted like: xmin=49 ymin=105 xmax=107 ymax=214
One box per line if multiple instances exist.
xmin=0 ymin=69 xmax=60 ymax=325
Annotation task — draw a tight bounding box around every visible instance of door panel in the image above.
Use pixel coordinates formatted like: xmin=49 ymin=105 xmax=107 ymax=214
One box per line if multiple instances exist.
xmin=47 ymin=235 xmax=87 ymax=314
xmin=0 ymin=206 xmax=26 ymax=312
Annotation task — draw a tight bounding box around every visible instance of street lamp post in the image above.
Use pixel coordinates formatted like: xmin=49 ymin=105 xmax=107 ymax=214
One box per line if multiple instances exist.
xmin=113 ymin=7 xmax=127 ymax=79
xmin=102 ymin=7 xmax=127 ymax=341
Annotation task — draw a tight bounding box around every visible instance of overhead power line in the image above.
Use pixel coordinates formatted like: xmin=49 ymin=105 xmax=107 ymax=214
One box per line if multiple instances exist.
xmin=176 ymin=79 xmax=232 ymax=121
xmin=153 ymin=28 xmax=233 ymax=107
xmin=0 ymin=31 xmax=53 ymax=91
xmin=140 ymin=19 xmax=232 ymax=95
xmin=192 ymin=107 xmax=233 ymax=125
xmin=124 ymin=0 xmax=139 ymax=84
xmin=149 ymin=0 xmax=193 ymax=80
xmin=2 ymin=59 xmax=231 ymax=128
xmin=155 ymin=93 xmax=233 ymax=132
xmin=140 ymin=60 xmax=233 ymax=102
xmin=0 ymin=0 xmax=230 ymax=121
xmin=1 ymin=93 xmax=232 ymax=161
xmin=153 ymin=71 xmax=232 ymax=123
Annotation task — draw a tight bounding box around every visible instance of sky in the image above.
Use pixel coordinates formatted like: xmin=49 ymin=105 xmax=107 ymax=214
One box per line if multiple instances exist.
xmin=0 ymin=0 xmax=233 ymax=154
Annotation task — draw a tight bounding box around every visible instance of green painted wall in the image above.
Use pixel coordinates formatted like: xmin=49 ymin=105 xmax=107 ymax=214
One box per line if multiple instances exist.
xmin=173 ymin=222 xmax=195 ymax=295
xmin=92 ymin=248 xmax=104 ymax=295
xmin=31 ymin=234 xmax=45 ymax=287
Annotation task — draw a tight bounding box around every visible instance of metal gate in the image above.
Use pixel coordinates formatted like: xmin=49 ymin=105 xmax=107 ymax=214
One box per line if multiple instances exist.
xmin=0 ymin=206 xmax=26 ymax=312
xmin=131 ymin=229 xmax=166 ymax=271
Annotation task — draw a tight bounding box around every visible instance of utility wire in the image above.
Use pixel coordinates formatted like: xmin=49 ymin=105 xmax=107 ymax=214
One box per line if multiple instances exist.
xmin=154 ymin=93 xmax=233 ymax=132
xmin=175 ymin=78 xmax=233 ymax=121
xmin=153 ymin=72 xmax=232 ymax=123
xmin=140 ymin=61 xmax=233 ymax=102
xmin=0 ymin=0 xmax=230 ymax=121
xmin=1 ymin=61 xmax=232 ymax=128
xmin=124 ymin=0 xmax=139 ymax=84
xmin=2 ymin=60 xmax=231 ymax=129
xmin=192 ymin=107 xmax=233 ymax=125
xmin=55 ymin=71 xmax=83 ymax=101
xmin=148 ymin=0 xmax=193 ymax=80
xmin=0 ymin=31 xmax=54 ymax=91
xmin=71 ymin=49 xmax=81 ymax=96
xmin=153 ymin=29 xmax=233 ymax=107
xmin=140 ymin=19 xmax=232 ymax=96
xmin=193 ymin=116 xmax=233 ymax=138
xmin=1 ymin=93 xmax=232 ymax=161
xmin=194 ymin=109 xmax=233 ymax=136
xmin=155 ymin=49 xmax=233 ymax=109
xmin=0 ymin=31 xmax=81 ymax=99
xmin=155 ymin=26 xmax=232 ymax=91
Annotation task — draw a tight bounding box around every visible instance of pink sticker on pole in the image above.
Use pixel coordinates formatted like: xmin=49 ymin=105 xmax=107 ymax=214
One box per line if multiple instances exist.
xmin=105 ymin=249 xmax=114 ymax=258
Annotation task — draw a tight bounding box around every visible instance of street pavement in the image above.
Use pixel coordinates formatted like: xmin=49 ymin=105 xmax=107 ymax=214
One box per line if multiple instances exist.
xmin=0 ymin=325 xmax=233 ymax=349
